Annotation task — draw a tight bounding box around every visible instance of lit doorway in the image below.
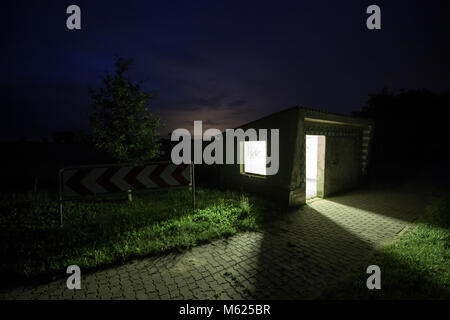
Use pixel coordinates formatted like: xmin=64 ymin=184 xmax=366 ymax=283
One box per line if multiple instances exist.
xmin=306 ymin=135 xmax=325 ymax=199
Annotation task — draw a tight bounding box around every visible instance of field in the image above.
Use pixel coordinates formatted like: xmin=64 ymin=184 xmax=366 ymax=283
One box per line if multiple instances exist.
xmin=0 ymin=188 xmax=277 ymax=288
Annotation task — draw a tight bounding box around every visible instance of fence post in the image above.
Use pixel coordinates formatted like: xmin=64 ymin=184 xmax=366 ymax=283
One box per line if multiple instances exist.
xmin=191 ymin=163 xmax=196 ymax=211
xmin=59 ymin=197 xmax=63 ymax=227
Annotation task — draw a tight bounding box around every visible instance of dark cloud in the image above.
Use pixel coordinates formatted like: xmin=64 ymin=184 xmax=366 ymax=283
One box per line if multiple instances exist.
xmin=2 ymin=0 xmax=450 ymax=140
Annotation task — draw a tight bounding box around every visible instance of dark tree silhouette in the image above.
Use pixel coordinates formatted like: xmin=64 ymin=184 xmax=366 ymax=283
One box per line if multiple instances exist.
xmin=353 ymin=88 xmax=449 ymax=181
xmin=89 ymin=56 xmax=163 ymax=163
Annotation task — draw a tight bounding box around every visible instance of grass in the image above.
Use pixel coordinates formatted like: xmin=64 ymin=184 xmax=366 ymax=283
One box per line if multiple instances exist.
xmin=322 ymin=193 xmax=450 ymax=299
xmin=0 ymin=188 xmax=277 ymax=288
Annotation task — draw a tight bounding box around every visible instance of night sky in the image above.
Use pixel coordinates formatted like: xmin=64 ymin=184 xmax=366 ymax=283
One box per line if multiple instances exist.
xmin=2 ymin=0 xmax=449 ymax=141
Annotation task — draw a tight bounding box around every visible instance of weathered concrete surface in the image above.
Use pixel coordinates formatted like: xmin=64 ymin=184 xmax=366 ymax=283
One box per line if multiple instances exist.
xmin=324 ymin=136 xmax=360 ymax=197
xmin=216 ymin=107 xmax=374 ymax=207
xmin=0 ymin=185 xmax=424 ymax=300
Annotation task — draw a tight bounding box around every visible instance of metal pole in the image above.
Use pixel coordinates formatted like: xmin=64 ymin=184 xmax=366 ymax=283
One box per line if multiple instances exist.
xmin=191 ymin=164 xmax=196 ymax=211
xmin=59 ymin=197 xmax=63 ymax=227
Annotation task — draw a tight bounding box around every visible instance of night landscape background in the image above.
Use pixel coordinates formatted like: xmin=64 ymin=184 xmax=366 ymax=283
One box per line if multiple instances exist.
xmin=3 ymin=0 xmax=449 ymax=139
xmin=0 ymin=0 xmax=449 ymax=302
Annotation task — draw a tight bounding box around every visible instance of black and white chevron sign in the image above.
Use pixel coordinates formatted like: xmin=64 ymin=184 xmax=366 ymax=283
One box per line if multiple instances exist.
xmin=59 ymin=162 xmax=191 ymax=199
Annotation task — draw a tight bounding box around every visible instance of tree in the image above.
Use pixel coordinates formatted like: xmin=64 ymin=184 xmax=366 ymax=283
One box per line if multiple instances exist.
xmin=89 ymin=56 xmax=163 ymax=163
xmin=353 ymin=88 xmax=449 ymax=180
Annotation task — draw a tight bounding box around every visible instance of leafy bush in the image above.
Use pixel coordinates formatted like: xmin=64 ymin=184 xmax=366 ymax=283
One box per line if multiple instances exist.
xmin=239 ymin=195 xmax=252 ymax=217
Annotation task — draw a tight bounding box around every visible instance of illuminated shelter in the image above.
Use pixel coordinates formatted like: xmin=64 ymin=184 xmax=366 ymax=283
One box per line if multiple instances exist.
xmin=216 ymin=107 xmax=374 ymax=207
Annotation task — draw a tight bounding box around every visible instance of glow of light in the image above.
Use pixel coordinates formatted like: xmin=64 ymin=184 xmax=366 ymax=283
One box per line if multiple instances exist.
xmin=244 ymin=141 xmax=267 ymax=175
xmin=306 ymin=135 xmax=318 ymax=198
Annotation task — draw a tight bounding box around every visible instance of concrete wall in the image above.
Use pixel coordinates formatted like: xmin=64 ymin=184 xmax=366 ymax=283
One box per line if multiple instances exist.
xmin=214 ymin=106 xmax=373 ymax=207
xmin=316 ymin=135 xmax=326 ymax=198
xmin=286 ymin=108 xmax=305 ymax=206
xmin=324 ymin=136 xmax=360 ymax=196
xmin=218 ymin=107 xmax=300 ymax=205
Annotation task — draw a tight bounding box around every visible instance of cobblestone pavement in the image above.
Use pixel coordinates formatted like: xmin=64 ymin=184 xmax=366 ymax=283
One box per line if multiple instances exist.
xmin=0 ymin=186 xmax=425 ymax=300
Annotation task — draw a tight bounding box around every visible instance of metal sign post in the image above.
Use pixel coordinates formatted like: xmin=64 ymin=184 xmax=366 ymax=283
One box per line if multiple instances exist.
xmin=59 ymin=197 xmax=63 ymax=227
xmin=191 ymin=163 xmax=196 ymax=211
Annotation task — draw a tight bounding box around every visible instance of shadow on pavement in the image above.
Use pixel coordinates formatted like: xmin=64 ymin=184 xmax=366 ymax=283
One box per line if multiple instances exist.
xmin=251 ymin=184 xmax=447 ymax=299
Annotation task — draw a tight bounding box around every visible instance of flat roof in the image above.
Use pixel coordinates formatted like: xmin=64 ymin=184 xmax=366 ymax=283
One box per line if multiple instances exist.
xmin=236 ymin=106 xmax=374 ymax=129
xmin=302 ymin=107 xmax=373 ymax=127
